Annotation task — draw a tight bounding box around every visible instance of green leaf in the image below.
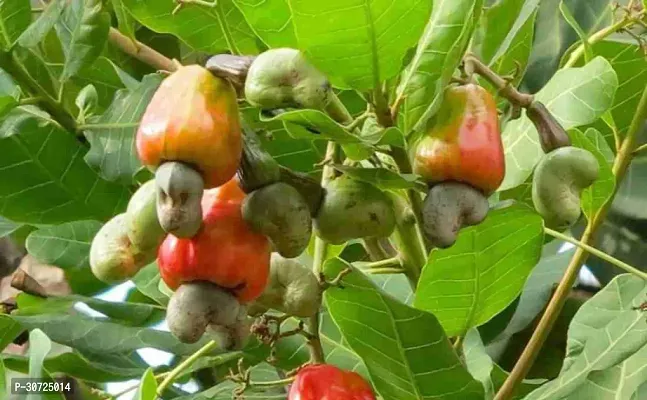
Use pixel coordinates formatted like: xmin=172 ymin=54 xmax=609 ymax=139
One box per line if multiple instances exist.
xmin=0 ymin=107 xmax=131 ymax=224
xmin=261 ymin=109 xmax=363 ymax=144
xmin=0 ymin=0 xmax=31 ymax=51
xmin=0 ymin=315 xmax=23 ymax=352
xmin=415 ymin=205 xmax=544 ymax=337
xmin=525 ymin=274 xmax=647 ymax=400
xmin=10 ymin=313 xmax=218 ymax=356
xmin=177 ymin=364 xmax=286 ymax=399
xmin=360 ymin=118 xmax=406 ymax=147
xmin=500 ymin=56 xmax=618 ymax=190
xmin=132 ymin=263 xmax=170 ymax=306
xmin=290 ymin=0 xmax=432 ymax=90
xmin=486 ymin=247 xmax=576 ymax=358
xmin=569 ymin=128 xmax=615 ymax=219
xmin=111 ymin=0 xmax=137 ymax=41
xmin=28 ymin=329 xmax=52 ymax=382
xmin=0 ymin=68 xmax=20 ymax=99
xmin=17 ymin=292 xmax=163 ymax=326
xmin=523 ymin=0 xmax=613 ymax=92
xmin=397 ymin=0 xmax=482 ymax=133
xmin=472 ymin=0 xmax=532 ymax=64
xmin=324 ymin=258 xmax=484 ymax=400
xmin=0 ymin=358 xmax=5 ymax=398
xmin=135 ymin=368 xmax=158 ymax=400
xmin=55 ymin=0 xmax=111 ymax=82
xmin=0 ymin=216 xmax=21 ymax=238
xmin=2 ymin=351 xmax=149 ymax=382
xmin=17 ymin=0 xmax=66 ymax=48
xmin=26 ymin=220 xmax=101 ymax=270
xmin=232 ymin=0 xmax=296 ymax=48
xmin=332 ymin=165 xmax=426 ymax=191
xmin=559 ymin=1 xmax=593 ymax=63
xmin=121 ymin=0 xmax=259 ymax=54
xmin=83 ymin=73 xmax=162 ymax=183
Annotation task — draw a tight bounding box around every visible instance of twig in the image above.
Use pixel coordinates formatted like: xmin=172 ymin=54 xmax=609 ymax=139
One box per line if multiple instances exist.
xmin=157 ymin=340 xmax=218 ymax=396
xmin=495 ymin=79 xmax=647 ymax=400
xmin=545 ymin=228 xmax=647 ymax=280
xmin=107 ymin=28 xmax=178 ymax=73
xmin=463 ymin=54 xmax=534 ymax=108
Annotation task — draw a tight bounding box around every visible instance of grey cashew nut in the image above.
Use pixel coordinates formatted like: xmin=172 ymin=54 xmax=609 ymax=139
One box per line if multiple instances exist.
xmin=422 ymin=182 xmax=490 ymax=248
xmin=248 ymin=254 xmax=321 ymax=318
xmin=532 ymin=146 xmax=599 ymax=229
xmin=166 ymin=281 xmax=248 ymax=348
xmin=245 ymin=48 xmax=331 ymax=110
xmin=155 ymin=161 xmax=204 ymax=238
xmin=242 ymin=182 xmax=312 ymax=258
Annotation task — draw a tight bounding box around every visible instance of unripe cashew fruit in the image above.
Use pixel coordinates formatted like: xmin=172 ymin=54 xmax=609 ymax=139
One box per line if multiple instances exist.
xmin=90 ymin=214 xmax=154 ymax=283
xmin=126 ymin=179 xmax=165 ymax=253
xmin=155 ymin=162 xmax=204 ymax=238
xmin=242 ymin=182 xmax=312 ymax=258
xmin=166 ymin=281 xmax=248 ymax=347
xmin=532 ymin=146 xmax=599 ymax=229
xmin=412 ymin=84 xmax=505 ymax=195
xmin=422 ymin=182 xmax=490 ymax=248
xmin=245 ymin=48 xmax=331 ymax=110
xmin=158 ymin=179 xmax=271 ymax=303
xmin=314 ymin=177 xmax=396 ymax=245
xmin=236 ymin=129 xmax=281 ymax=193
xmin=249 ymin=254 xmax=321 ymax=318
xmin=136 ymin=65 xmax=242 ymax=188
xmin=526 ymin=101 xmax=571 ymax=153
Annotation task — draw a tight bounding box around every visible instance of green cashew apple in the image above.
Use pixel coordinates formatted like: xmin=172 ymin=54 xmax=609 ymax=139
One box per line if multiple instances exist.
xmin=532 ymin=146 xmax=599 ymax=229
xmin=242 ymin=182 xmax=312 ymax=258
xmin=236 ymin=129 xmax=281 ymax=193
xmin=90 ymin=214 xmax=154 ymax=283
xmin=422 ymin=182 xmax=490 ymax=248
xmin=126 ymin=179 xmax=165 ymax=253
xmin=166 ymin=281 xmax=248 ymax=347
xmin=245 ymin=48 xmax=331 ymax=110
xmin=314 ymin=177 xmax=396 ymax=245
xmin=249 ymin=253 xmax=321 ymax=318
xmin=155 ymin=161 xmax=204 ymax=238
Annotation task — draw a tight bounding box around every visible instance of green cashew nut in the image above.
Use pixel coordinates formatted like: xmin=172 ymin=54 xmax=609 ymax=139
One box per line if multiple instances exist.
xmin=245 ymin=48 xmax=331 ymax=110
xmin=166 ymin=281 xmax=248 ymax=348
xmin=532 ymin=146 xmax=599 ymax=229
xmin=126 ymin=179 xmax=165 ymax=253
xmin=155 ymin=161 xmax=204 ymax=238
xmin=314 ymin=177 xmax=396 ymax=245
xmin=90 ymin=214 xmax=154 ymax=283
xmin=242 ymin=182 xmax=312 ymax=258
xmin=422 ymin=182 xmax=490 ymax=248
xmin=249 ymin=254 xmax=321 ymax=318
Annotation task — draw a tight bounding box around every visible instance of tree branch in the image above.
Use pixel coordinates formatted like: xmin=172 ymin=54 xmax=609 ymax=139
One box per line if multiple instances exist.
xmin=107 ymin=28 xmax=178 ymax=73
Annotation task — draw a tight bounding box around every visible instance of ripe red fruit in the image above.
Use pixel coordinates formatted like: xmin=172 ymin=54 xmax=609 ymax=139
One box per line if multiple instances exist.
xmin=288 ymin=364 xmax=376 ymax=400
xmin=157 ymin=179 xmax=270 ymax=303
xmin=412 ymin=84 xmax=505 ymax=194
xmin=136 ymin=65 xmax=242 ymax=189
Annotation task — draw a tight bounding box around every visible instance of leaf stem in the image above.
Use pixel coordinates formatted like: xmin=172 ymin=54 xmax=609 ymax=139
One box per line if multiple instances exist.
xmin=494 ymin=80 xmax=647 ymax=400
xmin=563 ymin=18 xmax=634 ymax=69
xmin=157 ymin=340 xmax=218 ymax=396
xmin=213 ymin=1 xmax=239 ymax=55
xmin=544 ymin=227 xmax=647 ymax=280
xmin=107 ymin=28 xmax=178 ymax=72
xmin=354 ymin=256 xmax=402 ymax=270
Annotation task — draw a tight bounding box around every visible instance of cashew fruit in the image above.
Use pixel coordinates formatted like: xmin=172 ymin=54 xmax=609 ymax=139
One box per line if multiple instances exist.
xmin=412 ymin=84 xmax=505 ymax=194
xmin=314 ymin=177 xmax=396 ymax=245
xmin=166 ymin=281 xmax=248 ymax=347
xmin=526 ymin=101 xmax=571 ymax=153
xmin=126 ymin=179 xmax=165 ymax=253
xmin=136 ymin=65 xmax=242 ymax=188
xmin=236 ymin=129 xmax=281 ymax=193
xmin=242 ymin=182 xmax=312 ymax=258
xmin=289 ymin=364 xmax=376 ymax=400
xmin=422 ymin=182 xmax=490 ymax=248
xmin=155 ymin=162 xmax=204 ymax=238
xmin=90 ymin=214 xmax=153 ymax=283
xmin=158 ymin=179 xmax=271 ymax=303
xmin=532 ymin=146 xmax=599 ymax=229
xmin=249 ymin=254 xmax=321 ymax=318
xmin=245 ymin=48 xmax=331 ymax=110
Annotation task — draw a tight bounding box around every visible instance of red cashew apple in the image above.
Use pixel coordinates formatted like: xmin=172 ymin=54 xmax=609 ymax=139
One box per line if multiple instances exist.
xmin=412 ymin=83 xmax=505 ymax=194
xmin=157 ymin=179 xmax=271 ymax=303
xmin=288 ymin=364 xmax=376 ymax=400
xmin=136 ymin=65 xmax=242 ymax=189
